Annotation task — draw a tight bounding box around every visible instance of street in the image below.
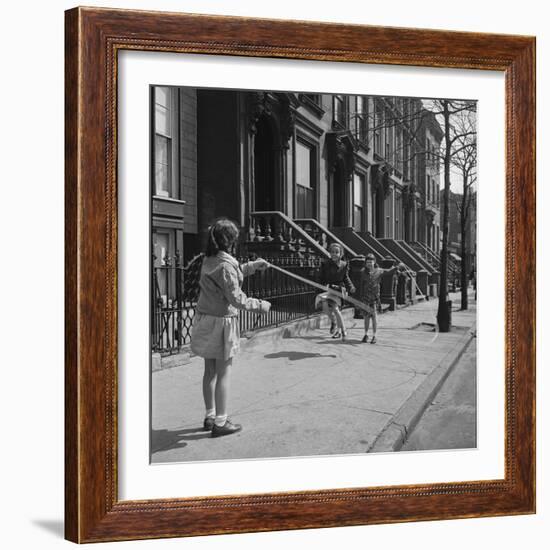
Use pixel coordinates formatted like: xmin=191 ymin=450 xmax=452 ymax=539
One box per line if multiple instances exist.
xmin=401 ymin=335 xmax=476 ymax=451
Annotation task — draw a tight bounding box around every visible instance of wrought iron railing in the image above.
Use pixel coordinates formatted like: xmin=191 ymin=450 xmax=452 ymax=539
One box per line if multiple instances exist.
xmin=152 ymin=252 xmax=195 ymax=356
xmin=152 ymin=251 xmax=334 ymax=355
xmin=240 ymin=254 xmax=324 ymax=334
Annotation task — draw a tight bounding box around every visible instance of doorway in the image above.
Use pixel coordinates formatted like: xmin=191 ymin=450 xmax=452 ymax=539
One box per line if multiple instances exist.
xmin=331 ymin=161 xmax=346 ymax=227
xmin=254 ymin=115 xmax=277 ymax=212
xmin=374 ymin=186 xmax=385 ymax=238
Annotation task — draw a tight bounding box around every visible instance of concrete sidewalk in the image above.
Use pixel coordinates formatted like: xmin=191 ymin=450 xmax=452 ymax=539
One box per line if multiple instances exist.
xmin=151 ymin=291 xmax=476 ymax=463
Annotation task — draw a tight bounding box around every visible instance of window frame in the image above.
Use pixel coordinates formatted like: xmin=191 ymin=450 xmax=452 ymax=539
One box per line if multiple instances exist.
xmin=333 ymin=94 xmax=347 ymax=128
xmin=294 ymin=133 xmax=319 ymax=219
xmin=152 ymin=86 xmax=180 ymax=200
xmin=353 ymin=171 xmax=367 ymax=232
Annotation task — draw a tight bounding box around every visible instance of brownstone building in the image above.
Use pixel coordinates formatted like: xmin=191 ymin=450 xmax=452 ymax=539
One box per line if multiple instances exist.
xmin=151 ymin=87 xmax=453 ymax=354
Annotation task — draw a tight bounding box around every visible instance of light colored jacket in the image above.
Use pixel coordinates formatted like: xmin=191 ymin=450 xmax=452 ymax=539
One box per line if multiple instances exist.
xmin=195 ymin=251 xmax=270 ymax=318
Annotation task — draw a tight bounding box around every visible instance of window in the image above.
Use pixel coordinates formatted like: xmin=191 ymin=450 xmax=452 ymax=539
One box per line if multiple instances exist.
xmin=153 ymin=86 xmax=179 ymax=198
xmin=153 ymin=230 xmax=175 ymax=307
xmin=388 ymin=123 xmax=394 ymax=166
xmin=296 ymin=141 xmax=311 ymax=188
xmin=427 ymin=175 xmax=431 ymax=202
xmin=395 ymin=192 xmax=402 ymax=239
xmin=333 ymin=95 xmax=346 ymax=127
xmin=373 ymin=102 xmax=382 ymax=155
xmin=410 ymin=146 xmax=416 ymax=185
xmin=295 ymin=140 xmax=315 ymax=218
xmin=353 ymin=173 xmax=365 ymax=231
xmin=374 ymin=127 xmax=382 ymax=155
xmin=384 ymin=109 xmax=391 ymax=161
xmin=385 ymin=190 xmax=392 ymax=237
xmin=396 ymin=127 xmax=403 ymax=172
xmin=403 ymin=137 xmax=410 ymax=180
xmin=355 ymin=96 xmax=368 ymax=142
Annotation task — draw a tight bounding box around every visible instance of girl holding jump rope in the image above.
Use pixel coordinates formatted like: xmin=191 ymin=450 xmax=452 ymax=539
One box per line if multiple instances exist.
xmin=190 ymin=218 xmax=271 ymax=438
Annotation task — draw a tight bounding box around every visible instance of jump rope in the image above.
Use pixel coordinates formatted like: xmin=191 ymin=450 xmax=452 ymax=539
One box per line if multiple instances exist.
xmin=206 ymin=226 xmax=438 ymax=340
xmin=245 ymin=259 xmax=439 ymax=342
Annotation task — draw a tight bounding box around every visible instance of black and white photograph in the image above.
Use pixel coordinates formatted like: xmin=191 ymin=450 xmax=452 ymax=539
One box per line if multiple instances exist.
xmin=150 ymin=87 xmax=478 ymax=462
xmin=5 ymin=0 xmax=545 ymax=547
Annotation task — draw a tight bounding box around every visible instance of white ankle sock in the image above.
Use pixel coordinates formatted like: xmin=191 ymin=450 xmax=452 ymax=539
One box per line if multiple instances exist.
xmin=214 ymin=414 xmax=227 ymax=427
xmin=205 ymin=408 xmax=215 ymax=419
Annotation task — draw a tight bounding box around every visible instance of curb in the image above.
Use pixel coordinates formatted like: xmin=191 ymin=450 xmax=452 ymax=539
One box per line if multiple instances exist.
xmin=367 ymin=323 xmax=476 ymax=453
xmin=152 ymin=351 xmax=192 ymax=372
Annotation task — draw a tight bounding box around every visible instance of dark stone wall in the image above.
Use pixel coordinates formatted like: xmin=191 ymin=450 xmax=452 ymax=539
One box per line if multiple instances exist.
xmin=180 ymin=88 xmax=198 ymax=234
xmin=192 ymin=90 xmax=241 ymax=258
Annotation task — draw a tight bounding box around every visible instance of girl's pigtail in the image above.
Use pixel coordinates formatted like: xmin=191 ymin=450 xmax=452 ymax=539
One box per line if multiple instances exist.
xmin=206 ymin=225 xmax=219 ymax=256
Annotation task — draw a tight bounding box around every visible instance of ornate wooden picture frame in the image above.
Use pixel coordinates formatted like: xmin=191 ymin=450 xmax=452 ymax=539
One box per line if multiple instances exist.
xmin=65 ymin=6 xmax=535 ymax=543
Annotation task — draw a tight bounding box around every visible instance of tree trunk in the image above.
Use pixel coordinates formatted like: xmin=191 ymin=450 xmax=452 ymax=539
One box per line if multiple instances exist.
xmin=437 ymin=102 xmax=451 ymax=332
xmin=460 ymin=185 xmax=469 ymax=310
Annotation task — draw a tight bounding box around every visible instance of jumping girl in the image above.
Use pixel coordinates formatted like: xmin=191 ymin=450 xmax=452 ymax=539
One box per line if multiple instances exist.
xmin=318 ymin=243 xmax=356 ymax=340
xmin=190 ymin=218 xmax=271 ymax=437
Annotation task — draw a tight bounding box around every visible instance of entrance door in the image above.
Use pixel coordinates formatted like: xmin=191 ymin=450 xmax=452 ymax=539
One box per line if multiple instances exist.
xmin=254 ymin=115 xmax=276 ymax=212
xmin=374 ymin=186 xmax=385 ymax=237
xmin=331 ymin=162 xmax=346 ymax=227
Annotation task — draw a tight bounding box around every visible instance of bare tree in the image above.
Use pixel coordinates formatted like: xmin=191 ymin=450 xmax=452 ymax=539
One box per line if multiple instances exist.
xmin=350 ymin=96 xmax=477 ymax=330
xmin=424 ymin=99 xmax=477 ymax=331
xmin=450 ymin=109 xmax=477 ymax=310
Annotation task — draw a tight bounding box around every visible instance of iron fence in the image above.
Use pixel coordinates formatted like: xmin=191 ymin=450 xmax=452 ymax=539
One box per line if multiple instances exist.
xmin=152 ymin=253 xmax=330 ymax=355
xmin=240 ymin=255 xmax=322 ymax=335
xmin=152 ymin=253 xmax=195 ymax=355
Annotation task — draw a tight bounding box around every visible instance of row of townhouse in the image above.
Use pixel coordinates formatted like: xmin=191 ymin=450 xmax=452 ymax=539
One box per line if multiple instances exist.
xmin=151 ymin=86 xmax=448 ymax=354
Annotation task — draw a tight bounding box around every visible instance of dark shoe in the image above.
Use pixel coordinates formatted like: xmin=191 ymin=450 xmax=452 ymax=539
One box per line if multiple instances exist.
xmin=203 ymin=416 xmax=215 ymax=431
xmin=329 ymin=321 xmax=336 ymax=335
xmin=331 ymin=331 xmax=341 ymax=339
xmin=370 ymin=336 xmax=377 ymax=344
xmin=211 ymin=419 xmax=242 ymax=438
xmin=361 ymin=334 xmax=368 ymax=343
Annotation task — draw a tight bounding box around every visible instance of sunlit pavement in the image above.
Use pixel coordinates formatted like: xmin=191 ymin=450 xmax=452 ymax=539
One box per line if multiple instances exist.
xmin=151 ymin=291 xmax=476 ymax=463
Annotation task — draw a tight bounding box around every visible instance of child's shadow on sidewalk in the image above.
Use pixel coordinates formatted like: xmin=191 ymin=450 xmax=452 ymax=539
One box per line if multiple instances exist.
xmin=152 ymin=427 xmax=211 ymax=453
xmin=284 ymin=335 xmax=364 ymax=346
xmin=264 ymin=351 xmax=337 ymax=361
